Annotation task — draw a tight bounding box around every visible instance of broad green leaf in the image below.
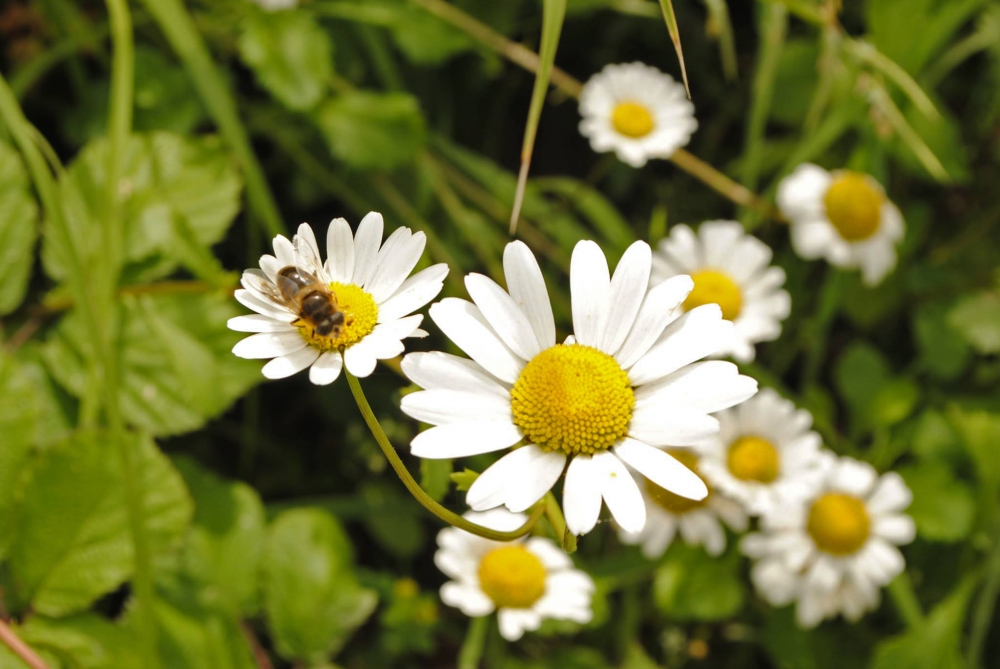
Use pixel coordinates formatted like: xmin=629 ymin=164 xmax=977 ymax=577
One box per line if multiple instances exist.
xmin=420 ymin=458 xmax=453 ymax=503
xmin=870 ymin=378 xmax=920 ymax=428
xmin=770 ymin=40 xmax=820 ymax=126
xmin=238 ymin=9 xmax=333 ymax=111
xmin=621 ymin=643 xmax=663 ymax=669
xmin=387 ymin=5 xmax=473 ymax=64
xmin=315 ymin=91 xmax=426 ymax=170
xmin=133 ymin=46 xmax=206 ymax=134
xmin=834 ymin=342 xmax=890 ymax=433
xmin=911 ymin=410 xmax=964 ymax=463
xmin=947 ymin=406 xmax=1000 ymax=489
xmin=18 ymin=614 xmax=141 ymax=669
xmin=949 ymin=291 xmax=1000 ymax=354
xmin=154 ymin=598 xmax=257 ymax=669
xmin=866 ymin=0 xmax=985 ymax=74
xmin=897 ymin=464 xmax=974 ymax=542
xmin=6 ymin=431 xmax=193 ymax=616
xmin=263 ymin=508 xmax=377 ymax=662
xmin=914 ymin=302 xmax=971 ymax=380
xmin=43 ymin=291 xmax=260 ymax=437
xmin=0 ymin=139 xmax=38 ymax=315
xmin=653 ymin=543 xmax=745 ymax=621
xmin=359 ymin=482 xmax=426 ymax=559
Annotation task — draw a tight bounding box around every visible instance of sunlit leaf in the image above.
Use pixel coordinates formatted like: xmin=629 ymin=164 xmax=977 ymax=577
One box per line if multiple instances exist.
xmin=315 ymin=91 xmax=426 ymax=170
xmin=0 ymin=139 xmax=38 ymax=316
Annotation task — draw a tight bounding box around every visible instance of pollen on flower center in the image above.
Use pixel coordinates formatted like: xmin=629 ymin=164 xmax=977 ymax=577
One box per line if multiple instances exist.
xmin=612 ymin=101 xmax=655 ymax=138
xmin=478 ymin=545 xmax=546 ymax=609
xmin=297 ymin=282 xmax=378 ymax=351
xmin=807 ymin=493 xmax=871 ymax=556
xmin=824 ymin=172 xmax=883 ymax=242
xmin=511 ymin=344 xmax=634 ymax=456
xmin=683 ymin=270 xmax=742 ymax=321
xmin=727 ymin=436 xmax=780 ymax=483
xmin=646 ymin=450 xmax=710 ymax=514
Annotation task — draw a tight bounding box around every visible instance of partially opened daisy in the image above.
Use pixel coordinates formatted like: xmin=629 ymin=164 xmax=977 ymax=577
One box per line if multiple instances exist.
xmin=652 ymin=221 xmax=791 ymax=362
xmin=578 ymin=62 xmax=697 ymax=168
xmin=619 ymin=448 xmax=747 ymax=559
xmin=401 ymin=239 xmax=758 ymax=536
xmin=776 ymin=164 xmax=904 ymax=285
xmin=742 ymin=455 xmax=916 ymax=628
xmin=436 ymin=508 xmax=595 ymax=641
xmin=230 ymin=212 xmax=447 ymax=384
xmin=695 ymin=388 xmax=827 ymax=517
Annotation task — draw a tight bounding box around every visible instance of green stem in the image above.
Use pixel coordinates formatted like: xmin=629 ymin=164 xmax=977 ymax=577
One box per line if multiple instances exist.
xmin=887 ymin=573 xmax=924 ymax=629
xmin=544 ymin=491 xmax=576 ymax=554
xmin=968 ymin=517 xmax=1000 ymax=666
xmin=801 ymin=267 xmax=843 ymax=388
xmin=458 ymin=615 xmax=489 ymax=669
xmin=138 ymin=0 xmax=285 ymax=237
xmin=345 ymin=370 xmax=544 ymax=541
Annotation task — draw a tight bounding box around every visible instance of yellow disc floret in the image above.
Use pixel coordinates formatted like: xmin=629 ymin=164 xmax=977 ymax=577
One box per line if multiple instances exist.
xmin=683 ymin=270 xmax=742 ymax=321
xmin=511 ymin=344 xmax=634 ymax=456
xmin=298 ymin=282 xmax=378 ymax=351
xmin=478 ymin=545 xmax=547 ymax=609
xmin=727 ymin=436 xmax=780 ymax=483
xmin=823 ymin=172 xmax=883 ymax=242
xmin=646 ymin=450 xmax=711 ymax=514
xmin=807 ymin=493 xmax=871 ymax=556
xmin=612 ymin=101 xmax=655 ymax=139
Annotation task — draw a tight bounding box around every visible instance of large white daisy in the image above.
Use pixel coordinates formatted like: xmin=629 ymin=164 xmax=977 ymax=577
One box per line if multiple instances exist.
xmin=776 ymin=164 xmax=905 ymax=286
xmin=578 ymin=62 xmax=697 ymax=168
xmin=229 ymin=212 xmax=447 ymax=384
xmin=400 ymin=239 xmax=758 ymax=536
xmin=694 ymin=388 xmax=827 ymax=517
xmin=436 ymin=508 xmax=595 ymax=641
xmin=742 ymin=455 xmax=916 ymax=628
xmin=651 ymin=221 xmax=791 ymax=362
xmin=619 ymin=448 xmax=747 ymax=559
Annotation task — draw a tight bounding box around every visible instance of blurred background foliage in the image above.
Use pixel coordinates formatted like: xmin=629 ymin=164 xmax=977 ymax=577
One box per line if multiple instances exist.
xmin=0 ymin=0 xmax=999 ymax=667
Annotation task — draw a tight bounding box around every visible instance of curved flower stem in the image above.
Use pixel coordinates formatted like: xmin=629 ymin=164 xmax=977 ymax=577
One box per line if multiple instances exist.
xmin=0 ymin=620 xmax=52 ymax=669
xmin=968 ymin=517 xmax=1000 ymax=666
xmin=458 ymin=614 xmax=490 ymax=669
xmin=345 ymin=370 xmax=544 ymax=541
xmin=887 ymin=572 xmax=924 ymax=629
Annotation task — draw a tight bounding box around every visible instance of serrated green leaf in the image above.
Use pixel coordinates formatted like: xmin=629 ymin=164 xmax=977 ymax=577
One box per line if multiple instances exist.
xmin=653 ymin=543 xmax=745 ymax=621
xmin=6 ymin=431 xmax=193 ymax=616
xmin=263 ymin=508 xmax=377 ymax=662
xmin=315 ymin=91 xmax=426 ymax=170
xmin=0 ymin=139 xmax=38 ymax=315
xmin=19 ymin=614 xmax=142 ymax=669
xmin=238 ymin=10 xmax=333 ymax=111
xmin=898 ymin=464 xmax=974 ymax=542
xmin=949 ymin=291 xmax=1000 ymax=354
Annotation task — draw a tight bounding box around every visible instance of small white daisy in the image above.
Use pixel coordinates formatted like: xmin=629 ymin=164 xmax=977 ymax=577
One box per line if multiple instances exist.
xmin=400 ymin=239 xmax=758 ymax=536
xmin=436 ymin=509 xmax=595 ymax=641
xmin=619 ymin=448 xmax=747 ymax=559
xmin=651 ymin=221 xmax=791 ymax=362
xmin=229 ymin=212 xmax=447 ymax=385
xmin=742 ymin=455 xmax=916 ymax=628
xmin=578 ymin=62 xmax=697 ymax=168
xmin=695 ymin=388 xmax=827 ymax=517
xmin=776 ymin=164 xmax=905 ymax=286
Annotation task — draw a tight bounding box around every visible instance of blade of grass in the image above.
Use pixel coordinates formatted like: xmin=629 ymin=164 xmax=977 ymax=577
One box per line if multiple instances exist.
xmin=138 ymin=0 xmax=285 ymax=238
xmin=846 ymin=39 xmax=940 ymax=120
xmin=867 ymin=82 xmax=949 ymax=181
xmin=655 ymin=0 xmax=691 ymax=97
xmin=703 ymin=0 xmax=738 ymax=81
xmin=509 ymin=0 xmax=567 ymax=235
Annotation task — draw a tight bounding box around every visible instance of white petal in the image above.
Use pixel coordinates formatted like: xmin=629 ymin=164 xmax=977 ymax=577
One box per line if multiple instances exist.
xmin=234 ymin=289 xmax=295 ymax=321
xmin=627 ymin=305 xmax=732 ymax=385
xmin=615 ymin=275 xmax=693 ymax=369
xmin=378 ymin=264 xmax=449 ymax=322
xmin=776 ymin=163 xmax=831 ymax=222
xmin=832 ymin=458 xmax=877 ymax=497
xmin=293 ymin=222 xmax=324 ymax=277
xmin=634 ymin=361 xmax=758 ymax=414
xmin=401 ymin=389 xmax=512 ymax=426
xmin=563 ymin=455 xmax=602 ymax=536
xmin=429 ymin=299 xmax=524 ymax=384
xmin=325 ymin=217 xmax=355 ymax=283
xmin=465 ymin=273 xmax=541 ymax=361
xmin=698 ymin=221 xmax=744 ymax=267
xmin=228 ymin=315 xmax=296 ymax=333
xmin=600 ymin=241 xmax=652 ymax=355
xmin=628 ymin=406 xmax=719 ymax=446
xmin=272 ymin=235 xmax=296 ymax=267
xmin=232 ymin=331 xmax=307 ymax=359
xmin=368 ymin=230 xmax=426 ymax=303
xmin=261 ymin=347 xmax=320 ymax=379
xmin=614 ymin=438 xmax=708 ymax=501
xmin=352 ymin=212 xmax=384 ymax=288
xmin=401 ymin=352 xmax=510 ymax=398
xmin=503 ymin=240 xmax=556 ymax=350
xmin=874 ymin=514 xmax=916 ymax=545
xmin=593 ymin=451 xmax=646 ymax=533
xmin=497 ymin=609 xmax=541 ymax=641
xmin=466 ymin=445 xmax=566 ymax=512
xmin=308 ymin=351 xmax=343 ymax=385
xmin=259 ymin=254 xmax=282 ymax=284
xmin=867 ymin=472 xmax=912 ymax=515
xmin=410 ymin=422 xmax=523 ymax=458
xmin=343 ymin=341 xmax=378 ymax=377
xmin=525 ymin=537 xmax=573 ymax=570
xmin=440 ymin=582 xmax=494 ymax=617
xmin=570 ymin=241 xmax=611 ymax=348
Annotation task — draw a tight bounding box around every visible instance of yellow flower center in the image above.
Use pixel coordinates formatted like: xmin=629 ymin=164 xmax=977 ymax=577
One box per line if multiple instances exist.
xmin=297 ymin=282 xmax=378 ymax=351
xmin=823 ymin=172 xmax=883 ymax=242
xmin=727 ymin=436 xmax=780 ymax=483
xmin=611 ymin=101 xmax=655 ymax=139
xmin=646 ymin=450 xmax=711 ymax=514
xmin=477 ymin=545 xmax=546 ymax=609
xmin=807 ymin=493 xmax=871 ymax=556
xmin=511 ymin=344 xmax=634 ymax=456
xmin=683 ymin=270 xmax=742 ymax=321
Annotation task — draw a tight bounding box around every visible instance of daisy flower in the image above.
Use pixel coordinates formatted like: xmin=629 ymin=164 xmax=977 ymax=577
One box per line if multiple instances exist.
xmin=695 ymin=388 xmax=827 ymax=517
xmin=578 ymin=62 xmax=697 ymax=168
xmin=400 ymin=239 xmax=758 ymax=536
xmin=776 ymin=164 xmax=905 ymax=285
xmin=436 ymin=509 xmax=595 ymax=641
xmin=651 ymin=221 xmax=791 ymax=362
xmin=229 ymin=212 xmax=447 ymax=385
xmin=742 ymin=455 xmax=916 ymax=628
xmin=619 ymin=448 xmax=747 ymax=559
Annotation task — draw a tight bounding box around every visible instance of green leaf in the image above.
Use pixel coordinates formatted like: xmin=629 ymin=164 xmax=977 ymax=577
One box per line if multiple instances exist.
xmin=5 ymin=431 xmax=193 ymax=616
xmin=948 ymin=406 xmax=1000 ymax=489
xmin=387 ymin=5 xmax=473 ymax=64
xmin=653 ymin=543 xmax=745 ymax=622
xmin=834 ymin=342 xmax=890 ymax=433
xmin=655 ymin=0 xmax=690 ymax=96
xmin=870 ymin=378 xmax=921 ymax=428
xmin=914 ymin=302 xmax=971 ymax=379
xmin=154 ymin=598 xmax=257 ymax=669
xmin=133 ymin=46 xmax=206 ymax=134
xmin=419 ymin=458 xmax=452 ymax=503
xmin=897 ymin=464 xmax=974 ymax=542
xmin=949 ymin=291 xmax=1000 ymax=354
xmin=43 ymin=291 xmax=260 ymax=437
xmin=911 ymin=410 xmax=964 ymax=463
xmin=315 ymin=91 xmax=426 ymax=170
xmin=0 ymin=139 xmax=38 ymax=315
xmin=19 ymin=614 xmax=142 ymax=669
xmin=238 ymin=10 xmax=333 ymax=111
xmin=450 ymin=468 xmax=479 ymax=492
xmin=358 ymin=482 xmax=426 ymax=559
xmin=263 ymin=508 xmax=377 ymax=663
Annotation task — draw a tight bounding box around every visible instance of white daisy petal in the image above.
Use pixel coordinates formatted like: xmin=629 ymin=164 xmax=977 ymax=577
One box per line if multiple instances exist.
xmin=570 ymin=241 xmax=611 ymax=348
xmin=866 ymin=472 xmax=912 ymax=515
xmin=410 ymin=422 xmax=524 ymax=459
xmin=525 ymin=537 xmax=573 ymax=570
xmin=497 ymin=609 xmax=541 ymax=641
xmin=308 ymin=351 xmax=343 ymax=386
xmin=272 ymin=235 xmax=296 ymax=267
xmin=325 ymin=217 xmax=355 ymax=283
xmin=615 ymin=275 xmax=693 ymax=369
xmin=600 ymin=241 xmax=651 ymax=355
xmin=466 ymin=445 xmax=566 ymax=512
xmin=368 ymin=231 xmax=426 ymax=303
xmin=378 ymin=264 xmax=449 ymax=322
xmin=441 ymin=582 xmax=494 ymax=617
xmin=465 ymin=273 xmax=541 ymax=361
xmin=429 ymin=299 xmax=524 ymax=384
xmin=615 ymin=438 xmax=708 ymax=501
xmin=228 ymin=315 xmax=297 ymax=333
xmin=563 ymin=455 xmax=603 ymax=536
xmin=401 ymin=390 xmax=512 ymax=425
xmin=261 ymin=347 xmax=320 ymax=379
xmin=873 ymin=515 xmax=916 ymax=545
xmin=343 ymin=340 xmax=378 ymax=377
xmin=628 ymin=406 xmax=719 ymax=446
xmin=503 ymin=241 xmax=556 ymax=350
xmin=401 ymin=352 xmax=510 ymax=398
xmin=593 ymin=451 xmax=646 ymax=533
xmin=352 ymin=211 xmax=384 ymax=288
xmin=232 ymin=331 xmax=307 ymax=359
xmin=627 ymin=305 xmax=731 ymax=385
xmin=635 ymin=361 xmax=759 ymax=414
